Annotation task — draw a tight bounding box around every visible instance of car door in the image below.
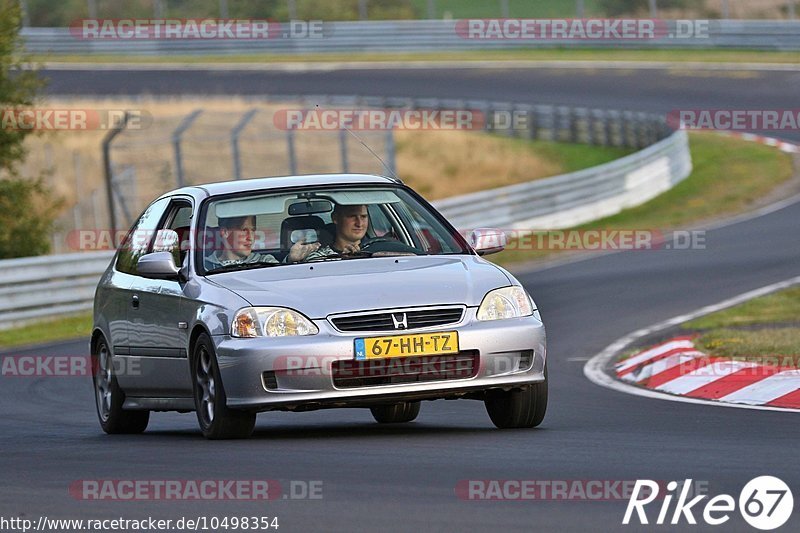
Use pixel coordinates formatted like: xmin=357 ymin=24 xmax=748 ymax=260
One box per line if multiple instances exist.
xmin=109 ymin=197 xmax=170 ymax=373
xmin=122 ymin=197 xmax=195 ymax=398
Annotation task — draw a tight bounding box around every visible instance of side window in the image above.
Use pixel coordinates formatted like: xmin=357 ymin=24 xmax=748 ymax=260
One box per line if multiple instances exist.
xmin=368 ymin=204 xmax=394 ymax=238
xmin=393 ymin=201 xmax=451 ymax=254
xmin=115 ymin=198 xmax=170 ymax=275
xmin=161 ymin=202 xmax=193 ymax=266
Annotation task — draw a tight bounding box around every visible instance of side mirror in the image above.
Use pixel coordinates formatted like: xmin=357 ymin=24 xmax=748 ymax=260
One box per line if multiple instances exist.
xmin=468 ymin=228 xmax=507 ymax=256
xmin=137 ymin=251 xmax=180 ymax=279
xmin=152 ymin=229 xmax=180 ymax=253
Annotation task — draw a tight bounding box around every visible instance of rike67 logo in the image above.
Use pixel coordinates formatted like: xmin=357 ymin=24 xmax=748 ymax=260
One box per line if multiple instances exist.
xmin=624 ymin=476 xmax=793 ymax=530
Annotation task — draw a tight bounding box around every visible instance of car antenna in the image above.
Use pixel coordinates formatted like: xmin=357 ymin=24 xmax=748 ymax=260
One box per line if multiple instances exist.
xmin=315 ymin=104 xmax=401 ymax=181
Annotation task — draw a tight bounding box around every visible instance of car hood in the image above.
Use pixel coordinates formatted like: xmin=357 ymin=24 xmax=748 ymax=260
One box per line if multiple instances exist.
xmin=207 ymin=255 xmax=512 ymax=318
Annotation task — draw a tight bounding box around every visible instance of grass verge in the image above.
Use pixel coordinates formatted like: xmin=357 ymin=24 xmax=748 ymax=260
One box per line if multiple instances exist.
xmin=0 ymin=313 xmax=92 ymax=350
xmin=684 ymin=286 xmax=800 ymax=367
xmin=618 ymin=287 xmax=800 ymax=366
xmin=30 ymin=48 xmax=800 ymax=66
xmin=492 ymin=132 xmax=796 ymax=266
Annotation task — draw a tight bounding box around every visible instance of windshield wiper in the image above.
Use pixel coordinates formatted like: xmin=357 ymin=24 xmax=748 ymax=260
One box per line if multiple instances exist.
xmin=204 ymin=261 xmax=281 ymax=275
xmin=306 ymin=251 xmax=373 ymax=262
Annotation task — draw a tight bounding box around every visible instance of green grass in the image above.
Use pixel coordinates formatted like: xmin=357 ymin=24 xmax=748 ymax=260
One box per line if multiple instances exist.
xmin=697 ymin=328 xmax=800 ymax=367
xmin=409 ymin=0 xmax=603 ymax=18
xmin=492 ymin=132 xmax=795 ymax=266
xmin=686 ymin=286 xmax=800 ymax=367
xmin=0 ymin=313 xmax=92 ymax=349
xmin=524 ymin=137 xmax=635 ymax=173
xmin=29 ymin=48 xmax=800 ymax=65
xmin=619 ymin=288 xmax=800 ymax=367
xmin=685 ymin=287 xmax=800 ymax=329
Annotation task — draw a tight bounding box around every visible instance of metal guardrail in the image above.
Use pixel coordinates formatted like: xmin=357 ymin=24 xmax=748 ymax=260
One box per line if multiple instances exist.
xmin=0 ymin=101 xmax=690 ymax=330
xmin=0 ymin=251 xmax=113 ymax=329
xmin=20 ymin=20 xmax=800 ymax=54
xmin=433 ymin=129 xmax=691 ymax=231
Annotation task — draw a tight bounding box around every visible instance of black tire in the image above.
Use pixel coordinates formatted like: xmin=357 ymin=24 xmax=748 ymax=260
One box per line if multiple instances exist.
xmin=484 ymin=371 xmax=548 ymax=429
xmin=92 ymin=336 xmax=149 ymax=434
xmin=370 ymin=401 xmax=421 ymax=424
xmin=192 ymin=333 xmax=256 ymax=439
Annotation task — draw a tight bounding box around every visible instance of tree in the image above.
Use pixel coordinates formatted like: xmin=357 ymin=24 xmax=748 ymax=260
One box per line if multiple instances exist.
xmin=0 ymin=0 xmax=61 ymax=259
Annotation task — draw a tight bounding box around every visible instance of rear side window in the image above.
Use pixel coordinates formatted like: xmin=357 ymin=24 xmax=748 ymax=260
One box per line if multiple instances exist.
xmin=115 ymin=198 xmax=170 ymax=275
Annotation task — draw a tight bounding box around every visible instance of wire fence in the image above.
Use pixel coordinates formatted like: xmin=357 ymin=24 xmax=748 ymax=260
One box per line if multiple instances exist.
xmin=34 ymin=94 xmax=674 ymax=255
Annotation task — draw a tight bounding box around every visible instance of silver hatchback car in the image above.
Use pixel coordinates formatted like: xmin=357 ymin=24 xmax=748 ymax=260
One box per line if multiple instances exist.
xmin=91 ymin=174 xmax=547 ymax=439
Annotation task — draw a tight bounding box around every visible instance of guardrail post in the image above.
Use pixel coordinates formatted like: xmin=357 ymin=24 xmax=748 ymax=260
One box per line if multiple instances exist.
xmin=484 ymin=101 xmax=495 ymax=133
xmin=576 ymin=0 xmax=585 ymax=18
xmin=500 ymin=0 xmax=509 ymax=18
xmin=609 ymin=110 xmax=622 ymax=147
xmin=648 ymin=0 xmax=658 ymax=18
xmin=102 ymin=112 xmax=129 ymax=235
xmin=427 ymin=0 xmax=436 ymax=19
xmin=638 ymin=112 xmax=651 ymax=149
xmin=172 ymin=109 xmax=202 ymax=188
xmin=790 ymin=0 xmax=797 ymax=20
xmin=287 ymin=128 xmax=297 ymax=174
xmin=339 ymin=127 xmax=349 ymax=173
xmin=385 ymin=129 xmax=396 ymax=175
xmin=231 ymin=109 xmax=258 ymax=180
xmin=569 ymin=108 xmax=581 ymax=144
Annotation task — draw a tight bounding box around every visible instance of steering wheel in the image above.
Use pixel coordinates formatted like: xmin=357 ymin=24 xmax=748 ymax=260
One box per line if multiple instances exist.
xmin=360 ymin=237 xmax=421 ymax=255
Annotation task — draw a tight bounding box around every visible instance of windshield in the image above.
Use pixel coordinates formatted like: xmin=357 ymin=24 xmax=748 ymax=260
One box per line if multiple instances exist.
xmin=199 ymin=186 xmax=470 ymax=274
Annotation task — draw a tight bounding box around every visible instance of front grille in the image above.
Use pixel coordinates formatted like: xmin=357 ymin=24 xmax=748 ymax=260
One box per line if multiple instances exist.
xmin=332 ymin=351 xmax=478 ymax=389
xmin=330 ymin=306 xmax=464 ymax=332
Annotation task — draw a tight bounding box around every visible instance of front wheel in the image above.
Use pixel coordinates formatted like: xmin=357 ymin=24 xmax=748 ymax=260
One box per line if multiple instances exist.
xmin=192 ymin=333 xmax=256 ymax=439
xmin=370 ymin=401 xmax=421 ymax=424
xmin=484 ymin=374 xmax=547 ymax=429
xmin=92 ymin=336 xmax=149 ymax=434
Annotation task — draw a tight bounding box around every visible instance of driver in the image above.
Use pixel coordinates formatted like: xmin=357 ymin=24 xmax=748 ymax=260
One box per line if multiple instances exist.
xmin=304 ymin=204 xmax=368 ymax=261
xmin=205 ymin=215 xmax=320 ymax=270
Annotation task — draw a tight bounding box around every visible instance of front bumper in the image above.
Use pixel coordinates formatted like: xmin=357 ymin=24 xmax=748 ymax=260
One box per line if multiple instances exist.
xmin=214 ymin=309 xmax=546 ymax=412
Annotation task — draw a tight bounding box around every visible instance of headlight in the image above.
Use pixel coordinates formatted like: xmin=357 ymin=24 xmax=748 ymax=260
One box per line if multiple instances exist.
xmin=231 ymin=307 xmax=319 ymax=338
xmin=477 ymin=286 xmax=535 ymax=321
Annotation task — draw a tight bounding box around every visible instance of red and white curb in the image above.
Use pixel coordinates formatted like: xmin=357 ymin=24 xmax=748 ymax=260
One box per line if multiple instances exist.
xmin=584 ymin=275 xmax=800 ymax=413
xmin=616 ymin=337 xmax=800 ymax=409
xmin=717 ymin=131 xmax=800 ymax=154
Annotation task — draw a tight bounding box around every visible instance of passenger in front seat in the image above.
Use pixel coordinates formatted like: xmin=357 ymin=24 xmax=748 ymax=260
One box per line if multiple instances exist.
xmin=205 ymin=215 xmax=320 ymax=271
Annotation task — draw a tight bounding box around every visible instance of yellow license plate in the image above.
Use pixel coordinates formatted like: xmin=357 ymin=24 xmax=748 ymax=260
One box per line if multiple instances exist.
xmin=354 ymin=331 xmax=459 ymax=361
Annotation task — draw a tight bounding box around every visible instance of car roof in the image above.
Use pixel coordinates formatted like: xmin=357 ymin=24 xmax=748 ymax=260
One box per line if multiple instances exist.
xmin=162 ymin=173 xmax=401 ymax=200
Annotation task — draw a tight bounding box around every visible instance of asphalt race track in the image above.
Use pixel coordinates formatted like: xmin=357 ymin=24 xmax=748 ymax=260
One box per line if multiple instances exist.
xmin=1 ymin=66 xmax=799 ymax=532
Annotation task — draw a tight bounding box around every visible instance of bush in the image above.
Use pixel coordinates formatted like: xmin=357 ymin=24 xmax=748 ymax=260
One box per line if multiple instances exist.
xmin=0 ymin=177 xmax=62 ymax=258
